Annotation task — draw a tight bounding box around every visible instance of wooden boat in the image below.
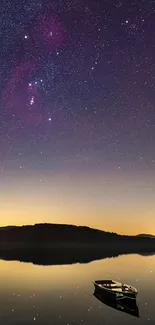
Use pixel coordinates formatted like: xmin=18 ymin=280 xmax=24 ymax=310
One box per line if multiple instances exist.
xmin=94 ymin=289 xmax=139 ymax=318
xmin=93 ymin=280 xmax=137 ymax=300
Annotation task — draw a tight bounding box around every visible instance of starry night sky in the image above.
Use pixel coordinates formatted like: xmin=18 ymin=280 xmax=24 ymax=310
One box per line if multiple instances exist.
xmin=0 ymin=0 xmax=155 ymax=234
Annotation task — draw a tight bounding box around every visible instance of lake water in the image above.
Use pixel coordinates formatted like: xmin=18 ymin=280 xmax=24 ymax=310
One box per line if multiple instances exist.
xmin=0 ymin=254 xmax=154 ymax=324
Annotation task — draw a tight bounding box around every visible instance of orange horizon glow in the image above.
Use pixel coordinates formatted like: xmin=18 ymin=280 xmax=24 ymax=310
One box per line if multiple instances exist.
xmin=0 ymin=169 xmax=155 ymax=236
xmin=0 ymin=219 xmax=154 ymax=236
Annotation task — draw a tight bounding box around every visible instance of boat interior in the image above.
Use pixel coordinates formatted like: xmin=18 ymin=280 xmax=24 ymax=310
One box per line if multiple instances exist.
xmin=96 ymin=280 xmax=136 ymax=293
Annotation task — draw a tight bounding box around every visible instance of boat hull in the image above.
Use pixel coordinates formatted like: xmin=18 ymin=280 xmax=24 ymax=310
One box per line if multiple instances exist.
xmin=93 ymin=280 xmax=137 ymax=300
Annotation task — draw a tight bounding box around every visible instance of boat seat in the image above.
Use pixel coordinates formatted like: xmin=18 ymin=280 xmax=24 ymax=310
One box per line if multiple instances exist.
xmin=104 ymin=285 xmax=123 ymax=289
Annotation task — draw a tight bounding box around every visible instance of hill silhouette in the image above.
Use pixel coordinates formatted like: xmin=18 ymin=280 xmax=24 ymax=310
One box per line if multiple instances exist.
xmin=137 ymin=234 xmax=155 ymax=238
xmin=0 ymin=223 xmax=155 ymax=246
xmin=0 ymin=223 xmax=119 ymax=244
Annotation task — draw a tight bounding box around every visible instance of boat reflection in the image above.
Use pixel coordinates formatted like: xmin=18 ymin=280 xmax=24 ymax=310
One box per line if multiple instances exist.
xmin=93 ymin=289 xmax=140 ymax=318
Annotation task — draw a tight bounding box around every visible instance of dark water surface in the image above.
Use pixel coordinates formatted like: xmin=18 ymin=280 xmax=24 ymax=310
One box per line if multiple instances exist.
xmin=0 ymin=254 xmax=154 ymax=324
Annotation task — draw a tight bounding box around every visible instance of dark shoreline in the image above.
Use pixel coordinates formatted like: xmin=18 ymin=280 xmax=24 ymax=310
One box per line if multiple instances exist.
xmin=0 ymin=223 xmax=155 ymax=265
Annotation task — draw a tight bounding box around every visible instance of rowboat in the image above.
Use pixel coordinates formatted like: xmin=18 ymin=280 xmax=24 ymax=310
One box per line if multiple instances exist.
xmin=93 ymin=280 xmax=137 ymax=300
xmin=94 ymin=289 xmax=139 ymax=318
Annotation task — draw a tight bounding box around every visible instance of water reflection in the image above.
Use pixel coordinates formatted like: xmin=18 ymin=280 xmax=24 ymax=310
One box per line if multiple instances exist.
xmin=94 ymin=289 xmax=140 ymax=318
xmin=0 ymin=254 xmax=155 ymax=324
xmin=0 ymin=246 xmax=155 ymax=266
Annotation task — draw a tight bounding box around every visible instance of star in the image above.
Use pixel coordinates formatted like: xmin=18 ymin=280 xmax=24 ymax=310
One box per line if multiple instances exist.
xmin=1 ymin=0 xmax=155 ymax=237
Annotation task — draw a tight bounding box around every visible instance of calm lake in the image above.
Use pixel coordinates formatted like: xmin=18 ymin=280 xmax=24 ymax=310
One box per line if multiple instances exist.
xmin=0 ymin=254 xmax=154 ymax=324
